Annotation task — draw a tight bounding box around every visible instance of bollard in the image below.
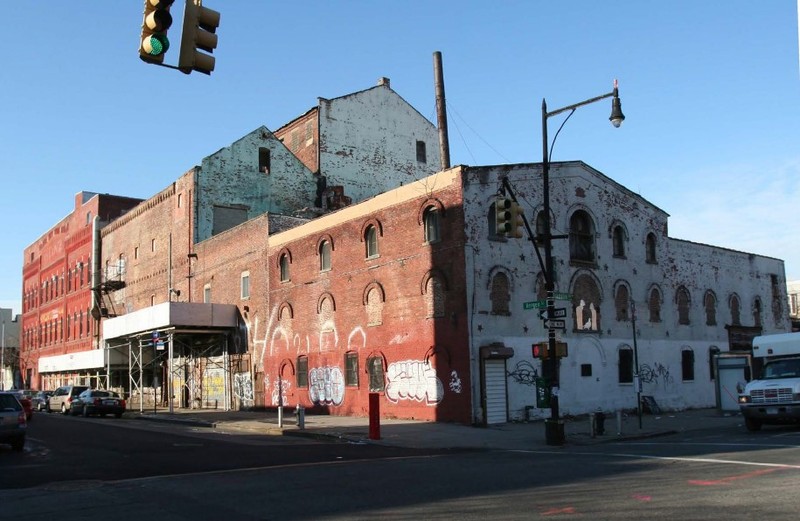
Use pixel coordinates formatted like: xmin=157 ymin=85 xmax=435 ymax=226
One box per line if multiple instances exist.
xmin=616 ymin=409 xmax=623 ymax=436
xmin=368 ymin=392 xmax=381 ymax=440
xmin=277 ymin=405 xmax=283 ymax=428
xmin=589 ymin=413 xmax=596 ymax=438
xmin=295 ymin=404 xmax=305 ymax=430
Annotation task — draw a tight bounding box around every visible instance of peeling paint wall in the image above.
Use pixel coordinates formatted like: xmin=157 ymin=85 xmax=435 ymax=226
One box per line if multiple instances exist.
xmin=318 ymin=82 xmax=441 ymax=204
xmin=195 ymin=127 xmax=314 ymax=243
xmin=461 ymin=161 xmax=788 ymax=420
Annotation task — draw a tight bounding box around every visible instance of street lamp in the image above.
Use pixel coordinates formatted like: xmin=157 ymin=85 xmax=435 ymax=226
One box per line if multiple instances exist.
xmin=541 ymin=80 xmax=625 ymax=445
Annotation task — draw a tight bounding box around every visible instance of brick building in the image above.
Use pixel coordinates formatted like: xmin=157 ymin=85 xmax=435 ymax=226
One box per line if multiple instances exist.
xmin=21 ymin=192 xmax=142 ymax=390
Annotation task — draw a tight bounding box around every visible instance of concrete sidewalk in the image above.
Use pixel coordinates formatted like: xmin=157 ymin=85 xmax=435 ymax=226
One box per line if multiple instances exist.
xmin=131 ymin=407 xmax=746 ymax=450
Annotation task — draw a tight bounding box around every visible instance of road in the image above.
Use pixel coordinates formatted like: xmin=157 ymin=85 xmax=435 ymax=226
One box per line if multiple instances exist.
xmin=1 ymin=412 xmax=800 ymax=520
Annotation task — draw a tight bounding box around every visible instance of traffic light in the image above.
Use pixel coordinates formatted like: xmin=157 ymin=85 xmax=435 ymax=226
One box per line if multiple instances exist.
xmin=495 ymin=197 xmax=512 ymax=236
xmin=532 ymin=343 xmax=549 ymax=360
xmin=178 ymin=0 xmax=221 ymax=75
xmin=508 ymin=202 xmax=524 ymax=239
xmin=139 ymin=0 xmax=175 ymax=65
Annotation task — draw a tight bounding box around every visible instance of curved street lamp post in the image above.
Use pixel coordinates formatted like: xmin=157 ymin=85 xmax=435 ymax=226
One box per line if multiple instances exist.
xmin=541 ymin=81 xmax=625 ymax=445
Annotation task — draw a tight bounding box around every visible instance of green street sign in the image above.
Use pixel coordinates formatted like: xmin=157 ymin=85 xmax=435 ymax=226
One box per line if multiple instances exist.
xmin=524 ymin=300 xmax=548 ymax=310
xmin=552 ymin=292 xmax=572 ymax=301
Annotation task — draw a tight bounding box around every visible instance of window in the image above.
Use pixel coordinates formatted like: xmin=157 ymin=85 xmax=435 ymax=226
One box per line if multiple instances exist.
xmin=134 ymin=246 xmax=139 ymax=260
xmin=618 ymin=348 xmax=633 ymax=383
xmin=345 ymin=352 xmax=359 ymax=386
xmin=573 ymin=274 xmax=601 ymax=331
xmin=279 ymin=253 xmax=290 ymax=282
xmin=258 ymin=147 xmax=271 ymax=174
xmin=368 ymin=356 xmax=385 ymax=392
xmin=319 ymin=240 xmax=331 ymax=271
xmin=296 ymin=356 xmax=308 ymax=388
xmin=615 ymin=284 xmax=630 ymax=321
xmin=177 ymin=193 xmax=182 ymax=208
xmin=423 ymin=207 xmax=440 ymax=243
xmin=416 ymin=140 xmax=427 ymax=163
xmin=645 ymin=233 xmax=657 ymax=264
xmin=753 ymin=298 xmax=762 ymax=327
xmin=241 ymin=272 xmax=250 ymax=299
xmin=365 ymin=225 xmax=379 ymax=259
xmin=612 ymin=225 xmax=625 ymax=257
xmin=730 ymin=294 xmax=741 ymax=325
xmin=203 ymin=284 xmax=211 ymax=304
xmin=704 ymin=291 xmax=717 ymax=326
xmin=677 ymin=286 xmax=691 ymax=325
xmin=581 ymin=364 xmax=593 ymax=377
xmin=648 ymin=287 xmax=661 ymax=323
xmin=151 ymin=239 xmax=156 ymax=252
xmin=569 ymin=210 xmax=595 ymax=263
xmin=490 ymin=272 xmax=510 ymax=315
xmin=682 ymin=349 xmax=695 ymax=381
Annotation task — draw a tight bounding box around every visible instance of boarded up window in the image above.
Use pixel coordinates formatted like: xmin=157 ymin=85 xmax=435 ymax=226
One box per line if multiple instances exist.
xmin=490 ymin=272 xmax=511 ymax=315
xmin=730 ymin=294 xmax=741 ymax=326
xmin=366 ymin=287 xmax=383 ymax=326
xmin=677 ymin=286 xmax=691 ymax=325
xmin=426 ymin=276 xmax=445 ymax=318
xmin=705 ymin=291 xmax=717 ymax=326
xmin=615 ymin=284 xmax=630 ymax=321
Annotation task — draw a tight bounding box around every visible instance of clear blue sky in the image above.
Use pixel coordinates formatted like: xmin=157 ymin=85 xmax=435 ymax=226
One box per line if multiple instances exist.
xmin=1 ymin=1 xmax=798 ymax=315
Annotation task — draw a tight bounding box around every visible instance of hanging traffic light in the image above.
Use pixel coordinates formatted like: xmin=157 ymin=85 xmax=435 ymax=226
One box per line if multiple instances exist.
xmin=178 ymin=0 xmax=221 ymax=75
xmin=139 ymin=0 xmax=175 ymax=64
xmin=495 ymin=197 xmax=512 ymax=236
xmin=508 ymin=202 xmax=525 ymax=239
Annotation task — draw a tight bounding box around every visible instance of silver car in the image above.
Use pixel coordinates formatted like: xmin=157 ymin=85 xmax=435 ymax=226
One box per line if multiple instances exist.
xmin=0 ymin=391 xmax=27 ymax=451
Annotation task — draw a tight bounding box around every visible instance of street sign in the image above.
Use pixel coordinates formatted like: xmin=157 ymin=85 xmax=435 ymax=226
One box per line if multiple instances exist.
xmin=544 ymin=319 xmax=566 ymax=329
xmin=552 ymin=292 xmax=572 ymax=301
xmin=524 ymin=300 xmax=547 ymax=310
xmin=538 ymin=307 xmax=567 ymax=320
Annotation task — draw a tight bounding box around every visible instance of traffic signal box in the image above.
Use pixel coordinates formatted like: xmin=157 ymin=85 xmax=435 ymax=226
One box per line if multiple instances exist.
xmin=179 ymin=0 xmax=221 ymax=75
xmin=532 ymin=342 xmax=568 ymax=360
xmin=495 ymin=197 xmax=512 ymax=236
xmin=508 ymin=201 xmax=524 ymax=239
xmin=140 ymin=0 xmax=175 ymax=64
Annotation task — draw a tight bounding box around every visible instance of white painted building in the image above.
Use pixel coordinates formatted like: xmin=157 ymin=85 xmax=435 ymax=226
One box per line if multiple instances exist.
xmin=462 ymin=161 xmax=788 ymax=421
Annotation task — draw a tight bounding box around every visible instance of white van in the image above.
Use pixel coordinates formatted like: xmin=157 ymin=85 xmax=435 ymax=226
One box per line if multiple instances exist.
xmin=738 ymin=332 xmax=800 ymax=431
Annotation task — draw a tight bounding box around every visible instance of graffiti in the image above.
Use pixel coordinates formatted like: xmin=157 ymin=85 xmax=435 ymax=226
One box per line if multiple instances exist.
xmin=385 ymin=360 xmax=444 ymax=405
xmin=233 ymin=372 xmax=254 ymax=408
xmin=270 ymin=378 xmax=292 ymax=406
xmin=639 ymin=363 xmax=674 ymax=387
xmin=308 ymin=366 xmax=345 ymax=406
xmin=508 ymin=360 xmax=539 ymax=386
xmin=448 ymin=370 xmax=463 ymax=394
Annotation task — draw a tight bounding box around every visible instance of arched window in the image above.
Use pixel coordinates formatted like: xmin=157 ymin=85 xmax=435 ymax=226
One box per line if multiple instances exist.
xmin=490 ymin=272 xmax=511 ymax=315
xmin=279 ymin=253 xmax=290 ymax=282
xmin=704 ymin=291 xmax=717 ymax=326
xmin=365 ymin=225 xmax=379 ymax=259
xmin=645 ymin=233 xmax=657 ymax=264
xmin=730 ymin=294 xmax=741 ymax=326
xmin=753 ymin=297 xmax=762 ymax=327
xmin=612 ymin=225 xmax=625 ymax=257
xmin=423 ymin=206 xmax=440 ymax=243
xmin=648 ymin=287 xmax=661 ymax=323
xmin=573 ymin=273 xmax=601 ymax=331
xmin=319 ymin=240 xmax=332 ymax=271
xmin=677 ymin=286 xmax=691 ymax=325
xmin=569 ymin=210 xmax=595 ymax=263
xmin=615 ymin=284 xmax=630 ymax=321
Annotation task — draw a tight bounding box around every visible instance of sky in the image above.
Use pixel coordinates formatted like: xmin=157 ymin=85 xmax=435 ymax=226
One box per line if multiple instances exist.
xmin=1 ymin=1 xmax=798 ymax=316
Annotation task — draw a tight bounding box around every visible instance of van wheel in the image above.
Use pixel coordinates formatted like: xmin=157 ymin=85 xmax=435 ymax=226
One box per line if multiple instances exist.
xmin=745 ymin=418 xmax=762 ymax=432
xmin=61 ymin=403 xmax=68 ymax=415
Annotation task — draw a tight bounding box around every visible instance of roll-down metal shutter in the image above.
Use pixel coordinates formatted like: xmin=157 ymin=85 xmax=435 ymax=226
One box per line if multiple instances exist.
xmin=484 ymin=359 xmax=508 ymax=424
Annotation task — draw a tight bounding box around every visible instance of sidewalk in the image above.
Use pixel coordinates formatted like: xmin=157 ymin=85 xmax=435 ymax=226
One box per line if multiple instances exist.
xmin=131 ymin=407 xmax=746 ymax=450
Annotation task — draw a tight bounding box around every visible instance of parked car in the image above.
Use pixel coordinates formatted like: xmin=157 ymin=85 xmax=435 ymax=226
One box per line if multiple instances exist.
xmin=47 ymin=385 xmax=89 ymax=415
xmin=32 ymin=390 xmax=53 ymax=412
xmin=10 ymin=391 xmax=33 ymax=421
xmin=0 ymin=391 xmax=27 ymax=451
xmin=70 ymin=389 xmax=126 ymax=418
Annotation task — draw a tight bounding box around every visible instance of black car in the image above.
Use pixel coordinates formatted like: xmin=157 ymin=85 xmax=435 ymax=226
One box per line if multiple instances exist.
xmin=32 ymin=390 xmax=53 ymax=412
xmin=0 ymin=391 xmax=27 ymax=451
xmin=70 ymin=389 xmax=126 ymax=418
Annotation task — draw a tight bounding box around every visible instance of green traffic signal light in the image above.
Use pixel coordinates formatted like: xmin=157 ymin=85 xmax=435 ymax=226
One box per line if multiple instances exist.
xmin=142 ymin=34 xmax=170 ymax=56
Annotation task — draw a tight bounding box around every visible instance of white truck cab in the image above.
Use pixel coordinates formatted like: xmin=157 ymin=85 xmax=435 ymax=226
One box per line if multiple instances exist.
xmin=739 ymin=332 xmax=800 ymax=432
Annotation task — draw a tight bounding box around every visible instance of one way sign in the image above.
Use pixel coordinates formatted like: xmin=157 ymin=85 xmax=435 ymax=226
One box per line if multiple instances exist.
xmin=538 ymin=307 xmax=567 ymax=320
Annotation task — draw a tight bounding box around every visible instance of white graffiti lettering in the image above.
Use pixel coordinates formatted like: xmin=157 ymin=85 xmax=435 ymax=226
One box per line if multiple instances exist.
xmin=385 ymin=360 xmax=443 ymax=405
xmin=308 ymin=366 xmax=345 ymax=406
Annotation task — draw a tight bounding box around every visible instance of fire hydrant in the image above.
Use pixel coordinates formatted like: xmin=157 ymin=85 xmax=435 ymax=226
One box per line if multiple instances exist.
xmin=295 ymin=404 xmax=305 ymax=430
